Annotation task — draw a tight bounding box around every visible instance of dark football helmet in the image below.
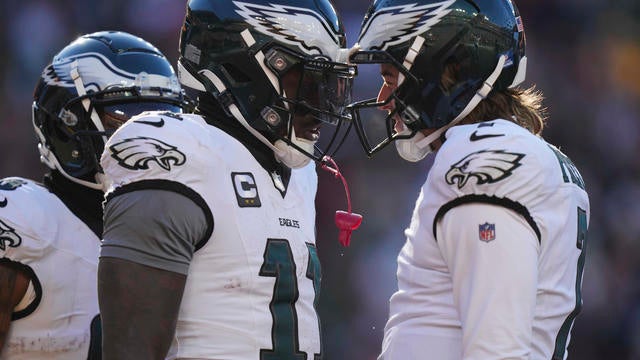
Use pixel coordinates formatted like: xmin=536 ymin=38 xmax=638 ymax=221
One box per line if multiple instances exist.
xmin=348 ymin=0 xmax=527 ymax=158
xmin=32 ymin=31 xmax=186 ymax=189
xmin=178 ymin=0 xmax=356 ymax=168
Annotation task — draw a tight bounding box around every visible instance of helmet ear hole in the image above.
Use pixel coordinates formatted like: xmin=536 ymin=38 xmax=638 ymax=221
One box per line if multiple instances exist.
xmin=53 ymin=101 xmax=87 ymax=141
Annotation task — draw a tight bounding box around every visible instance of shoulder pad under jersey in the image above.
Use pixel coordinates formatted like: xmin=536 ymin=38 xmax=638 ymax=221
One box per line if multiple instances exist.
xmin=429 ymin=120 xmax=557 ymax=203
xmin=0 ymin=177 xmax=62 ymax=261
xmin=101 ymin=112 xmax=216 ymax=193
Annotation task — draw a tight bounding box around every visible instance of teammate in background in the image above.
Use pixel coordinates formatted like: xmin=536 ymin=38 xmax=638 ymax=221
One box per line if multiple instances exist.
xmin=97 ymin=0 xmax=355 ymax=359
xmin=348 ymin=0 xmax=590 ymax=358
xmin=0 ymin=31 xmax=185 ymax=359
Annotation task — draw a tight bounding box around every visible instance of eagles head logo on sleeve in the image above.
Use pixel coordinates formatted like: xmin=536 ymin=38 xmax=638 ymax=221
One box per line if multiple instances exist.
xmin=445 ymin=150 xmax=525 ymax=189
xmin=109 ymin=136 xmax=187 ymax=171
xmin=0 ymin=219 xmax=22 ymax=251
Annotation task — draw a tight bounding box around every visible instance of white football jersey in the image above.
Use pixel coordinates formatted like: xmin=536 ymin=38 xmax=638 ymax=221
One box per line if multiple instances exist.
xmin=101 ymin=112 xmax=321 ymax=359
xmin=379 ymin=120 xmax=590 ymax=360
xmin=0 ymin=178 xmax=100 ymax=359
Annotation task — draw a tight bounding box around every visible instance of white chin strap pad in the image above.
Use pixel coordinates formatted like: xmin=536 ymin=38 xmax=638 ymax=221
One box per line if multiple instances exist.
xmin=274 ymin=126 xmax=315 ymax=169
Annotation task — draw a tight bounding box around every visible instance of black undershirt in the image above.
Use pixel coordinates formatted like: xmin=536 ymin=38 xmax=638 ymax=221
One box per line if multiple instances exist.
xmin=43 ymin=171 xmax=103 ymax=238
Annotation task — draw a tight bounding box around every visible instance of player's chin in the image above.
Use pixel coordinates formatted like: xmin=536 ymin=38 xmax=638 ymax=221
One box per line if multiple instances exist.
xmin=295 ymin=115 xmax=322 ymax=141
xmin=300 ymin=126 xmax=321 ymax=141
xmin=393 ymin=117 xmax=405 ymax=133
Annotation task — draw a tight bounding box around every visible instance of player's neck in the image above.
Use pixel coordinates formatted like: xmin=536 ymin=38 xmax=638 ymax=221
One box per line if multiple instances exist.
xmin=44 ymin=171 xmax=103 ymax=238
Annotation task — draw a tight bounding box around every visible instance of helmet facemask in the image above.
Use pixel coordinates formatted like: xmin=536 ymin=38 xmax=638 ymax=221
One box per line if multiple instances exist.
xmin=347 ymin=49 xmax=426 ymax=158
xmin=263 ymin=45 xmax=356 ymax=168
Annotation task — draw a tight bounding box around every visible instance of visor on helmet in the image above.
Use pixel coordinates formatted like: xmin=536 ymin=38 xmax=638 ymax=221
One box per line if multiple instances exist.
xmin=265 ymin=46 xmax=356 ymax=125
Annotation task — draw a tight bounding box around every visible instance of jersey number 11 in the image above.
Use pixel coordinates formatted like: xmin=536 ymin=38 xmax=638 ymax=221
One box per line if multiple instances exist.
xmin=259 ymin=239 xmax=321 ymax=360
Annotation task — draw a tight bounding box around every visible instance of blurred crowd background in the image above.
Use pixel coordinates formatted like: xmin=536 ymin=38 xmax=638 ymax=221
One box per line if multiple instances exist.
xmin=0 ymin=0 xmax=638 ymax=358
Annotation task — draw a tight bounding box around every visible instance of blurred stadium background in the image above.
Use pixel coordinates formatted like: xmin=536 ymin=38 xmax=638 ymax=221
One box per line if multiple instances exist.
xmin=0 ymin=0 xmax=638 ymax=358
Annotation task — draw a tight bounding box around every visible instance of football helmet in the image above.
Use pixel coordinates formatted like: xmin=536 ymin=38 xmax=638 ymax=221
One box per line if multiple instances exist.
xmin=178 ymin=0 xmax=356 ymax=168
xmin=32 ymin=31 xmax=186 ymax=190
xmin=348 ymin=0 xmax=527 ymax=160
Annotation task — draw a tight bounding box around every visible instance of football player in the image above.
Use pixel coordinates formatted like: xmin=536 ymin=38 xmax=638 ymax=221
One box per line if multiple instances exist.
xmin=97 ymin=0 xmax=356 ymax=359
xmin=0 ymin=31 xmax=185 ymax=359
xmin=348 ymin=0 xmax=590 ymax=359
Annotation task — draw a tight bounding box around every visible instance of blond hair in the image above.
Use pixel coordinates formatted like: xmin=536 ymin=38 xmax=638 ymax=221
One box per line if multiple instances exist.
xmin=442 ymin=64 xmax=547 ymax=135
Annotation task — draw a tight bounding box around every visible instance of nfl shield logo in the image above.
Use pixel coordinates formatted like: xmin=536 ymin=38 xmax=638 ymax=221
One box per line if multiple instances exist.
xmin=479 ymin=222 xmax=496 ymax=242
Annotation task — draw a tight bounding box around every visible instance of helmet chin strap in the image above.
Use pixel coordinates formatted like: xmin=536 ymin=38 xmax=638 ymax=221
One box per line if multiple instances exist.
xmin=396 ymin=54 xmax=508 ymax=162
xmin=70 ymin=61 xmax=107 ymax=144
xmin=195 ymin=29 xmax=318 ymax=169
xmin=397 ymin=36 xmax=425 ymax=87
xmin=66 ymin=60 xmax=109 ymax=189
xmin=197 ymin=68 xmax=312 ymax=168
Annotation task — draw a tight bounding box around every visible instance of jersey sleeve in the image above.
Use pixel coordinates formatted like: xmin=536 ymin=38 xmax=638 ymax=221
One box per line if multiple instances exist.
xmin=101 ymin=112 xmax=210 ymax=192
xmin=0 ymin=179 xmax=53 ymax=264
xmin=100 ymin=112 xmax=214 ymax=274
xmin=101 ymin=189 xmax=209 ymax=275
xmin=429 ymin=121 xmax=549 ymax=241
xmin=436 ymin=202 xmax=539 ymax=357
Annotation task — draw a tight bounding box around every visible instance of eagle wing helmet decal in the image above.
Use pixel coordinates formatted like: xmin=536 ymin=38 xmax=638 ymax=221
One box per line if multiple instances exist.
xmin=109 ymin=136 xmax=186 ymax=171
xmin=0 ymin=219 xmax=22 ymax=251
xmin=357 ymin=0 xmax=456 ymax=50
xmin=234 ymin=1 xmax=341 ymax=58
xmin=42 ymin=52 xmax=141 ymax=92
xmin=446 ymin=150 xmax=525 ymax=189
